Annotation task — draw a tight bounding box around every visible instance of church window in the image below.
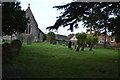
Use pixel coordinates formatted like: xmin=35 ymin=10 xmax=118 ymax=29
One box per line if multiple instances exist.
xmin=38 ymin=33 xmax=40 ymax=39
xmin=26 ymin=24 xmax=31 ymax=34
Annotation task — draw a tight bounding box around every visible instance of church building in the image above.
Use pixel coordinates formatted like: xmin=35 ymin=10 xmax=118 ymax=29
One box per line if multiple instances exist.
xmin=23 ymin=4 xmax=44 ymax=42
xmin=2 ymin=4 xmax=45 ymax=42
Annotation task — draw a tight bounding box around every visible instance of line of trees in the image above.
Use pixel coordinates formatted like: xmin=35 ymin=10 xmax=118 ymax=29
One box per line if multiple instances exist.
xmin=75 ymin=33 xmax=98 ymax=51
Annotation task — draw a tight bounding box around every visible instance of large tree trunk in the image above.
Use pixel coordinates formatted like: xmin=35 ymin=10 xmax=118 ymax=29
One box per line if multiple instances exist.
xmin=89 ymin=43 xmax=94 ymax=51
xmin=90 ymin=26 xmax=92 ymax=34
xmin=104 ymin=26 xmax=107 ymax=48
xmin=76 ymin=44 xmax=81 ymax=51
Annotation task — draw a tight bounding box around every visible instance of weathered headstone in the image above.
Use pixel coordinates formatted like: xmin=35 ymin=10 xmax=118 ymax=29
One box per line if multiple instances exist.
xmin=17 ymin=34 xmax=23 ymax=42
xmin=68 ymin=41 xmax=72 ymax=48
xmin=10 ymin=40 xmax=22 ymax=56
xmin=2 ymin=43 xmax=11 ymax=63
xmin=27 ymin=37 xmax=32 ymax=45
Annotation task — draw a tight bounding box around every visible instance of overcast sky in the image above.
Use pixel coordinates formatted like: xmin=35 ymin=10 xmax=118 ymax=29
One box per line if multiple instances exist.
xmin=20 ymin=0 xmax=87 ymax=36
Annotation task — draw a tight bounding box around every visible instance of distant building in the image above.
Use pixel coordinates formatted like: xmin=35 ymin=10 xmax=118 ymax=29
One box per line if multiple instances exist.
xmin=55 ymin=34 xmax=70 ymax=45
xmin=98 ymin=34 xmax=120 ymax=46
xmin=56 ymin=34 xmax=70 ymax=41
xmin=70 ymin=36 xmax=78 ymax=43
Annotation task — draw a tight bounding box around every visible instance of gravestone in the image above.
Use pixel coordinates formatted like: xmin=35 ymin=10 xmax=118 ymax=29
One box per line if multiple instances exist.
xmin=17 ymin=34 xmax=23 ymax=42
xmin=68 ymin=41 xmax=72 ymax=48
xmin=2 ymin=43 xmax=11 ymax=63
xmin=27 ymin=37 xmax=32 ymax=45
xmin=10 ymin=40 xmax=22 ymax=56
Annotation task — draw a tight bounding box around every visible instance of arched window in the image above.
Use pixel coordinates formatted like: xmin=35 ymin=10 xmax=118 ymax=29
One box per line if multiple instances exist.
xmin=26 ymin=23 xmax=31 ymax=34
xmin=26 ymin=17 xmax=31 ymax=34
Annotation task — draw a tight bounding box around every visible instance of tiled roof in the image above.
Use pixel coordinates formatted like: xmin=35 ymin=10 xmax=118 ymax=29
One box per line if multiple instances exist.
xmin=56 ymin=34 xmax=70 ymax=40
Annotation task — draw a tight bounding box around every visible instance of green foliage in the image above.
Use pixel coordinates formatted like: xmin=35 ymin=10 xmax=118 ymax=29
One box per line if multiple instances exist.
xmin=2 ymin=2 xmax=28 ymax=35
xmin=43 ymin=34 xmax=47 ymax=41
xmin=47 ymin=32 xmax=55 ymax=42
xmin=92 ymin=37 xmax=98 ymax=43
xmin=115 ymin=35 xmax=120 ymax=44
xmin=55 ymin=38 xmax=69 ymax=42
xmin=76 ymin=33 xmax=87 ymax=44
xmin=47 ymin=2 xmax=120 ymax=35
xmin=87 ymin=34 xmax=98 ymax=44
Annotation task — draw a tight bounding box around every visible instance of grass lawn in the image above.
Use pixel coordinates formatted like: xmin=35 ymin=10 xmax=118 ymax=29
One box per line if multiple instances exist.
xmin=0 ymin=40 xmax=12 ymax=44
xmin=3 ymin=42 xmax=119 ymax=78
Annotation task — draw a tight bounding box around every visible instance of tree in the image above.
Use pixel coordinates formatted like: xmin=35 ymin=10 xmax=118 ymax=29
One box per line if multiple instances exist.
xmin=76 ymin=33 xmax=87 ymax=51
xmin=115 ymin=35 xmax=120 ymax=44
xmin=90 ymin=37 xmax=98 ymax=51
xmin=86 ymin=34 xmax=98 ymax=51
xmin=86 ymin=34 xmax=93 ymax=47
xmin=43 ymin=34 xmax=47 ymax=42
xmin=47 ymin=32 xmax=56 ymax=44
xmin=2 ymin=2 xmax=28 ymax=38
xmin=46 ymin=2 xmax=120 ymax=48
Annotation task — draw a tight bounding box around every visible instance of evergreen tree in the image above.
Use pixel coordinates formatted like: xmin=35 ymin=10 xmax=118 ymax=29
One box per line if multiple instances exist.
xmin=2 ymin=1 xmax=28 ymax=36
xmin=47 ymin=2 xmax=120 ymax=47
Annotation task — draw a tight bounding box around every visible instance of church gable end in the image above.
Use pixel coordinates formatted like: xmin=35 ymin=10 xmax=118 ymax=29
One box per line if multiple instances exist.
xmin=24 ymin=4 xmax=44 ymax=42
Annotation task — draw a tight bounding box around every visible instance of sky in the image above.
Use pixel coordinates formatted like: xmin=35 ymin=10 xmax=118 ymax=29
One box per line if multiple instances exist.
xmin=20 ymin=0 xmax=87 ymax=36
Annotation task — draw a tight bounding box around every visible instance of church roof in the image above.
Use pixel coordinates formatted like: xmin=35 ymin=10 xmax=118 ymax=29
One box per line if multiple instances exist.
xmin=26 ymin=6 xmax=38 ymax=27
xmin=37 ymin=28 xmax=44 ymax=34
xmin=26 ymin=5 xmax=44 ymax=34
xmin=56 ymin=34 xmax=70 ymax=40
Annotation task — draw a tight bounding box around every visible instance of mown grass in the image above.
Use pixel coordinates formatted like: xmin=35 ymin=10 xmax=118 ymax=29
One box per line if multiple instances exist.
xmin=3 ymin=42 xmax=119 ymax=78
xmin=0 ymin=40 xmax=12 ymax=44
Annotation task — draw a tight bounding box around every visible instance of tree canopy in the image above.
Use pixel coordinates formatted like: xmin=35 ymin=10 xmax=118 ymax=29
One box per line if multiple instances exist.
xmin=75 ymin=33 xmax=87 ymax=51
xmin=2 ymin=1 xmax=28 ymax=35
xmin=47 ymin=32 xmax=56 ymax=43
xmin=47 ymin=2 xmax=120 ymax=35
xmin=76 ymin=33 xmax=87 ymax=44
xmin=115 ymin=35 xmax=120 ymax=44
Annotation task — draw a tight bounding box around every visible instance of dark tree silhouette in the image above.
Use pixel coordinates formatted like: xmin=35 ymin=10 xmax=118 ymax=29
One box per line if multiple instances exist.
xmin=47 ymin=2 xmax=120 ymax=47
xmin=2 ymin=2 xmax=28 ymax=37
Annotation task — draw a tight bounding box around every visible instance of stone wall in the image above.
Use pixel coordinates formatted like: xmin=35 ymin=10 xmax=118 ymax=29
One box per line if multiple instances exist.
xmin=3 ymin=34 xmax=17 ymax=40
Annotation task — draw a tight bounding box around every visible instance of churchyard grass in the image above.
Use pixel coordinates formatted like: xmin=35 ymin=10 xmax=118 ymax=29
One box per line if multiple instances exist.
xmin=1 ymin=40 xmax=12 ymax=44
xmin=3 ymin=42 xmax=119 ymax=78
